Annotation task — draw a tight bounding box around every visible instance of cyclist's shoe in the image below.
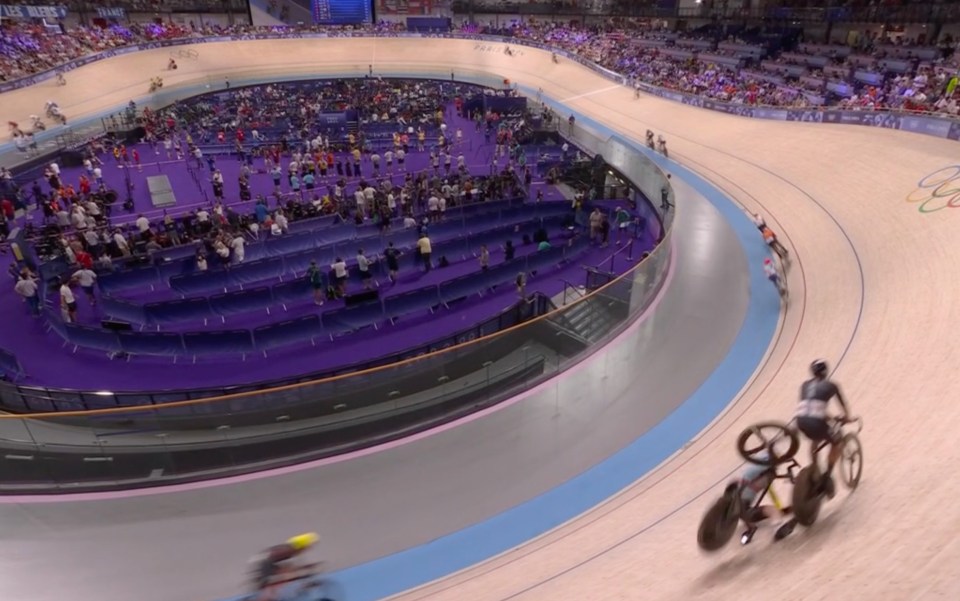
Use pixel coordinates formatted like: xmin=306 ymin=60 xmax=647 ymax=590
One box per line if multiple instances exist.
xmin=819 ymin=473 xmax=836 ymax=499
xmin=723 ymin=481 xmax=739 ymax=498
xmin=740 ymin=526 xmax=757 ymax=546
xmin=774 ymin=519 xmax=796 ymax=541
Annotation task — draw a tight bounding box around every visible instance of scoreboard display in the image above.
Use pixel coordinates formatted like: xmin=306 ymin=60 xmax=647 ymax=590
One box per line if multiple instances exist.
xmin=312 ymin=0 xmax=372 ymax=24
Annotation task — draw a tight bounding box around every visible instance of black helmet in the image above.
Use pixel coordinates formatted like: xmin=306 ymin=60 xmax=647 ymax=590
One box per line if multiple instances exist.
xmin=810 ymin=359 xmax=828 ymax=378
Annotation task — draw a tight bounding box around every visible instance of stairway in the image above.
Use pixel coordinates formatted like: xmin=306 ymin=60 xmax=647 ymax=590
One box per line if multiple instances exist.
xmin=557 ymin=296 xmax=620 ymax=344
xmin=531 ymin=292 xmax=622 ymax=357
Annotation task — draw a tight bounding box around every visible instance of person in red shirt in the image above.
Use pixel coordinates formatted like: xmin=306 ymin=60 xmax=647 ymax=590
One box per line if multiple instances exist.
xmin=236 ymin=129 xmax=245 ymax=143
xmin=132 ymin=148 xmax=141 ymax=171
xmin=78 ymin=175 xmax=91 ymax=195
xmin=75 ymin=249 xmax=94 ymax=269
xmin=0 ymin=198 xmax=13 ymax=219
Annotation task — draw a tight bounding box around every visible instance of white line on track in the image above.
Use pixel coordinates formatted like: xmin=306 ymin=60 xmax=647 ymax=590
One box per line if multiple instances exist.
xmin=559 ymin=84 xmax=622 ymax=103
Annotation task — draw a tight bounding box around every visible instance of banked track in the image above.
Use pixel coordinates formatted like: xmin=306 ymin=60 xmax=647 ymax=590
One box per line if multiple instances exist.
xmin=4 ymin=38 xmax=960 ymax=601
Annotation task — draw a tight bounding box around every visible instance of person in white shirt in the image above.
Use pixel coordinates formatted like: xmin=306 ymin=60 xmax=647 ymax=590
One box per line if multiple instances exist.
xmin=70 ymin=208 xmax=87 ymax=230
xmin=135 ymin=214 xmax=150 ymax=234
xmin=59 ymin=278 xmax=78 ymax=322
xmin=113 ymin=230 xmax=131 ymax=256
xmin=73 ymin=268 xmax=98 ymax=304
xmin=14 ymin=273 xmax=40 ymax=316
xmin=331 ymin=257 xmax=348 ymax=295
xmin=196 ymin=251 xmax=208 ymax=272
xmin=274 ymin=211 xmax=289 ymax=233
xmin=403 ymin=215 xmax=417 ymax=228
xmin=230 ymin=235 xmax=246 ymax=264
xmin=427 ymin=195 xmax=440 ymax=221
xmin=93 ymin=166 xmax=103 ymax=184
xmin=354 ymin=189 xmax=366 ymax=215
xmin=356 ymin=249 xmax=375 ymax=290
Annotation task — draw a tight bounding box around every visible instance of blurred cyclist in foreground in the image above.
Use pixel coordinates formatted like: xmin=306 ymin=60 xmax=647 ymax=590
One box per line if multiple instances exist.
xmin=249 ymin=533 xmax=321 ymax=601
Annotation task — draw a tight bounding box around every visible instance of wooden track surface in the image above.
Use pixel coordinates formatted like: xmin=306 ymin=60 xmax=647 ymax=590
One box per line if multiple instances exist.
xmin=4 ymin=38 xmax=959 ymax=600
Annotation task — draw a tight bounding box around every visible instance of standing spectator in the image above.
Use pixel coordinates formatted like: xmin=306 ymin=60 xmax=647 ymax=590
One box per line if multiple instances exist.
xmin=383 ymin=241 xmax=401 ymax=283
xmin=307 ymin=260 xmax=325 ymax=306
xmin=599 ymin=213 xmax=611 ymax=248
xmin=331 ymin=257 xmax=348 ymax=297
xmin=230 ymin=234 xmax=246 ymax=264
xmin=356 ymin=249 xmax=375 ymax=291
xmin=614 ymin=206 xmax=632 ymax=244
xmin=479 ymin=244 xmax=490 ymax=271
xmin=589 ymin=208 xmax=602 ymax=243
xmin=503 ymin=239 xmax=516 ymax=261
xmin=14 ymin=272 xmax=40 ymax=316
xmin=196 ymin=250 xmax=208 ymax=272
xmin=417 ymin=233 xmax=432 ymax=272
xmin=515 ymin=271 xmax=527 ymax=299
xmin=59 ymin=277 xmax=78 ymax=323
xmin=73 ymin=266 xmax=98 ymax=306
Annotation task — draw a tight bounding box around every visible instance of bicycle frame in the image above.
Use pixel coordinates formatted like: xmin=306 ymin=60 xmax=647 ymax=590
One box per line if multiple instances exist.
xmin=741 ymin=458 xmax=799 ymax=519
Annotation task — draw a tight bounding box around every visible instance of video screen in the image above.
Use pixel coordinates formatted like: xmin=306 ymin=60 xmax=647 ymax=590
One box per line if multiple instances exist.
xmin=312 ymin=0 xmax=373 ymax=24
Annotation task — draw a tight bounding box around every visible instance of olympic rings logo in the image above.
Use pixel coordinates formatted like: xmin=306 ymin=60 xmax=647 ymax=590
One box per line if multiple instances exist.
xmin=906 ymin=166 xmax=960 ymax=213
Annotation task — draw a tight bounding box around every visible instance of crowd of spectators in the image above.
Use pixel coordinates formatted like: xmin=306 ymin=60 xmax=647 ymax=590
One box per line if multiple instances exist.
xmin=475 ymin=21 xmax=960 ymax=114
xmin=8 ymin=78 xmax=538 ymax=306
xmin=2 ymin=16 xmax=959 ymax=113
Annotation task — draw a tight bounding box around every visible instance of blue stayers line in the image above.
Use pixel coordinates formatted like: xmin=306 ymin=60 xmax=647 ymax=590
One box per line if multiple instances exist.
xmin=218 ymin=88 xmax=779 ymax=600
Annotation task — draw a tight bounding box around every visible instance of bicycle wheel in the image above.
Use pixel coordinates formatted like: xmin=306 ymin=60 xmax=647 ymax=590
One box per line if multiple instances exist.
xmin=840 ymin=433 xmax=863 ymax=490
xmin=736 ymin=421 xmax=800 ymax=465
xmin=697 ymin=494 xmax=741 ymax=552
xmin=792 ymin=466 xmax=822 ymax=527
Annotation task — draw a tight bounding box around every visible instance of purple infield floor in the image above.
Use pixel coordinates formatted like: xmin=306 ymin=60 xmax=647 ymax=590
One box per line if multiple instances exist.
xmin=0 ymin=108 xmax=658 ymax=394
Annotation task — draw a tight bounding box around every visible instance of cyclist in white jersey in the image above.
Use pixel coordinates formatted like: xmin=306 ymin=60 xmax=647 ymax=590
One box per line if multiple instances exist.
xmin=795 ymin=359 xmax=852 ymax=497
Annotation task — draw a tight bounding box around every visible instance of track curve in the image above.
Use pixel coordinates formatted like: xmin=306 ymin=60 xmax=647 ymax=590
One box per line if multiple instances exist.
xmin=2 ymin=38 xmax=958 ymax=601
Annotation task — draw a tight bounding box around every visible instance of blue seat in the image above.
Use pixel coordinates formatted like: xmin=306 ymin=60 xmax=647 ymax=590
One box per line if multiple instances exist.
xmin=144 ymin=297 xmax=214 ymax=325
xmin=383 ymin=286 xmax=440 ymax=323
xmin=439 ymin=271 xmax=497 ymax=306
xmin=118 ymin=331 xmax=185 ymax=356
xmin=183 ymin=330 xmax=253 ymax=357
xmin=98 ymin=266 xmax=159 ymax=293
xmin=100 ymin=295 xmax=147 ymax=324
xmin=322 ymin=302 xmax=384 ymax=337
xmin=288 ymin=214 xmax=339 ymax=233
xmin=170 ymin=269 xmax=232 ymax=295
xmin=271 ymin=278 xmax=312 ymax=307
xmin=157 ymin=257 xmax=198 ymax=279
xmin=64 ymin=324 xmax=121 ymax=353
xmin=209 ymin=286 xmax=274 ymax=317
xmin=283 ymin=249 xmax=320 ymax=275
xmin=262 ymin=232 xmax=317 ymax=257
xmin=253 ymin=315 xmax=324 ymax=353
xmin=229 ymin=256 xmax=284 ymax=287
